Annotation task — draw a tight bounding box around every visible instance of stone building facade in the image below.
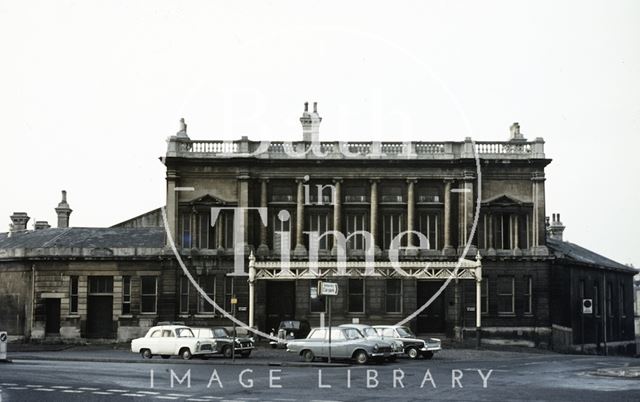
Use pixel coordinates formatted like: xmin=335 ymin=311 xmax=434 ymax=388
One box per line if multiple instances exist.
xmin=0 ymin=104 xmax=636 ymax=354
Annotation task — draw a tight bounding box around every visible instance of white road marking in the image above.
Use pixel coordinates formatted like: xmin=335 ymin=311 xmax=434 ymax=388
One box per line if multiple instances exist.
xmin=202 ymin=398 xmax=224 ymax=400
xmin=155 ymin=397 xmax=178 ymax=400
xmin=107 ymin=389 xmax=129 ymax=392
xmin=34 ymin=388 xmax=55 ymax=392
xmin=93 ymin=391 xmax=114 ymax=395
xmin=52 ymin=385 xmax=73 ymax=389
xmin=26 ymin=384 xmax=43 ymax=388
xmin=62 ymin=390 xmax=84 ymax=393
xmin=7 ymin=387 xmax=27 ymax=390
xmin=138 ymin=391 xmax=161 ymax=395
xmin=0 ymin=383 xmax=17 ymax=386
xmin=78 ymin=387 xmax=100 ymax=391
xmin=167 ymin=394 xmax=193 ymax=397
xmin=122 ymin=394 xmax=145 ymax=397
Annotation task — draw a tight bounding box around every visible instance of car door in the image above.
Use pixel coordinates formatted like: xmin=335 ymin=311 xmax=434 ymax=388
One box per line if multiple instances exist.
xmin=340 ymin=328 xmax=362 ymax=358
xmin=161 ymin=329 xmax=177 ymax=354
xmin=306 ymin=328 xmax=327 ymax=356
xmin=325 ymin=328 xmax=348 ymax=358
xmin=147 ymin=329 xmax=163 ymax=354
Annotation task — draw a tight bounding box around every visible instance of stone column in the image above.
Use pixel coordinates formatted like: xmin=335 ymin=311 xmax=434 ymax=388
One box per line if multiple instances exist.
xmin=294 ymin=179 xmax=307 ymax=257
xmin=370 ymin=179 xmax=381 ymax=254
xmin=257 ymin=179 xmax=269 ymax=256
xmin=406 ymin=178 xmax=417 ymax=255
xmin=487 ymin=213 xmax=496 ymax=256
xmin=332 ymin=179 xmax=342 ymax=252
xmin=443 ymin=179 xmax=455 ymax=256
xmin=166 ymin=170 xmax=179 ymax=245
xmin=531 ymin=172 xmax=548 ymax=255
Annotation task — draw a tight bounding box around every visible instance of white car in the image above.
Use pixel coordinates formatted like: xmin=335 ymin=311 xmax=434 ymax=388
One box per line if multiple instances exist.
xmin=131 ymin=325 xmax=215 ymax=360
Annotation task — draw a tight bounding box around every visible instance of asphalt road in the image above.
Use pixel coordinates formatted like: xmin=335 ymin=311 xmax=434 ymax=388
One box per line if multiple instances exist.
xmin=0 ymin=353 xmax=639 ymax=401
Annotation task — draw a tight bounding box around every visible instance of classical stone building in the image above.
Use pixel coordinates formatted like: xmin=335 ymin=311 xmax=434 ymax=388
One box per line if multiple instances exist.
xmin=0 ymin=104 xmax=636 ymax=354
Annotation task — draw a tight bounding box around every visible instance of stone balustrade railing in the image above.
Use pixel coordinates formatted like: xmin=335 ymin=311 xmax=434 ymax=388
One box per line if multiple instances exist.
xmin=167 ymin=136 xmax=545 ymax=160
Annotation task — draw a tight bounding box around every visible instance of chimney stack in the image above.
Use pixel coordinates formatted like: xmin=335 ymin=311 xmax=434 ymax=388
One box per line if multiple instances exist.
xmin=34 ymin=221 xmax=51 ymax=230
xmin=547 ymin=213 xmax=566 ymax=241
xmin=9 ymin=212 xmax=30 ymax=232
xmin=55 ymin=190 xmax=72 ymax=228
xmin=300 ymin=101 xmax=322 ymax=142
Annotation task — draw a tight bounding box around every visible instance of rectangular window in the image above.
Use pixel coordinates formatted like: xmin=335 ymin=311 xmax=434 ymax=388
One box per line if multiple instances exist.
xmin=497 ymin=276 xmax=515 ymax=314
xmin=346 ymin=213 xmax=367 ymax=250
xmin=418 ymin=213 xmax=439 ymax=249
xmin=223 ymin=212 xmax=234 ymax=249
xmin=272 ymin=209 xmax=292 ymax=254
xmin=140 ymin=276 xmax=157 ymax=314
xmin=122 ymin=276 xmax=131 ymax=315
xmin=481 ymin=278 xmax=488 ymax=314
xmin=197 ymin=275 xmax=216 ymax=314
xmin=348 ymin=279 xmax=365 ymax=313
xmin=89 ymin=276 xmax=113 ymax=294
xmin=69 ymin=276 xmax=78 ymax=314
xmin=180 ymin=213 xmax=192 ymax=248
xmin=196 ymin=213 xmax=212 ymax=249
xmin=307 ymin=213 xmax=331 ymax=250
xmin=385 ymin=279 xmax=402 ymax=313
xmin=179 ymin=277 xmax=190 ymax=314
xmin=382 ymin=213 xmax=404 ymax=249
xmin=524 ymin=276 xmax=532 ymax=315
xmin=310 ymin=284 xmax=326 ymax=313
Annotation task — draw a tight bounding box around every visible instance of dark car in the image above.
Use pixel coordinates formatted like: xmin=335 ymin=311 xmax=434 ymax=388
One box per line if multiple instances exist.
xmin=193 ymin=327 xmax=255 ymax=358
xmin=269 ymin=320 xmax=311 ymax=348
xmin=373 ymin=325 xmax=441 ymax=359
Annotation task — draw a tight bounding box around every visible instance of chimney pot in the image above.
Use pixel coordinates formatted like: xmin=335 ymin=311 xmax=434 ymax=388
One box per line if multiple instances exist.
xmin=9 ymin=212 xmax=30 ymax=232
xmin=304 ymin=102 xmax=309 ymax=112
xmin=313 ymin=102 xmax=318 ymax=113
xmin=55 ymin=190 xmax=72 ymax=228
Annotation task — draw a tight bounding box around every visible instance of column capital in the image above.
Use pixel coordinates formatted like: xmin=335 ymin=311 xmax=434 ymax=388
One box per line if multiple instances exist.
xmin=166 ymin=170 xmax=179 ymax=180
xmin=259 ymin=177 xmax=270 ymax=183
xmin=531 ymin=172 xmax=546 ymax=182
xmin=406 ymin=178 xmax=418 ymax=184
xmin=369 ymin=178 xmax=380 ymax=184
xmin=332 ymin=178 xmax=344 ymax=184
xmin=462 ymin=170 xmax=476 ymax=181
xmin=237 ymin=173 xmax=251 ymax=181
xmin=443 ymin=177 xmax=455 ymax=184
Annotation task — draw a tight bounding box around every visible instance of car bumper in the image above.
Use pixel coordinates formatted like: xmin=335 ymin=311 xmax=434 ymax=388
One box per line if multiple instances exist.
xmin=420 ymin=345 xmax=441 ymax=352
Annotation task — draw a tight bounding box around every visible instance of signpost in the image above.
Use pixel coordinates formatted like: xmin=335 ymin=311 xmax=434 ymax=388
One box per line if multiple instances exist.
xmin=318 ymin=281 xmax=338 ymax=363
xmin=0 ymin=331 xmax=7 ymax=361
xmin=581 ymin=298 xmax=592 ymax=353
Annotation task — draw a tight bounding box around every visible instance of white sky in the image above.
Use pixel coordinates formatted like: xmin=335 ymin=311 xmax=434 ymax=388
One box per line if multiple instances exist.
xmin=1 ymin=0 xmax=638 ymax=267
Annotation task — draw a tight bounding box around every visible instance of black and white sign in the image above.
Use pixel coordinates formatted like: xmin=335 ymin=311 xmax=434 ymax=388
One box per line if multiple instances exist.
xmin=582 ymin=299 xmax=593 ymax=314
xmin=318 ymin=281 xmax=338 ymax=296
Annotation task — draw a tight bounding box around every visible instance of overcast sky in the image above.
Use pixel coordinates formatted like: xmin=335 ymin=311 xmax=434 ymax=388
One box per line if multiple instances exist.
xmin=1 ymin=0 xmax=638 ymax=267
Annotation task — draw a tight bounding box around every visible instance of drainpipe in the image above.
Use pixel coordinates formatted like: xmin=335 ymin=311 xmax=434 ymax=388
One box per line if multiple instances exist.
xmin=30 ymin=264 xmax=36 ymax=339
xmin=603 ymin=271 xmax=607 ymax=355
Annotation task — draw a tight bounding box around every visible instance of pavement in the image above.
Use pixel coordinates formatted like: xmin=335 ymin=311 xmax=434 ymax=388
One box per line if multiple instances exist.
xmin=1 ymin=343 xmax=639 ymax=401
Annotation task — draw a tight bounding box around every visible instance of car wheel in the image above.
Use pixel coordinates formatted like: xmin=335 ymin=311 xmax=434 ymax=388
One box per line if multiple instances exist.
xmin=241 ymin=351 xmax=251 ymax=358
xmin=406 ymin=347 xmax=419 ymax=359
xmin=141 ymin=349 xmax=152 ymax=359
xmin=270 ymin=343 xmax=277 ymax=349
xmin=180 ymin=348 xmax=192 ymax=360
xmin=160 ymin=355 xmax=170 ymax=360
xmin=354 ymin=350 xmax=368 ymax=365
xmin=302 ymin=350 xmax=315 ymax=362
xmin=423 ymin=351 xmax=434 ymax=360
xmin=222 ymin=346 xmax=233 ymax=359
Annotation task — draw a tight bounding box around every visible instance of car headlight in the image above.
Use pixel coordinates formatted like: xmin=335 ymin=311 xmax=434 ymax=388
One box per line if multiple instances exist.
xmin=373 ymin=343 xmax=379 ymax=352
xmin=196 ymin=341 xmax=201 ymax=349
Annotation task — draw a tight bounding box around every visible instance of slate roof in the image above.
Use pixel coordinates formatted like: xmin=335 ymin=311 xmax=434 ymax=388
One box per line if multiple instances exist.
xmin=0 ymin=227 xmax=165 ymax=249
xmin=547 ymin=238 xmax=636 ymax=274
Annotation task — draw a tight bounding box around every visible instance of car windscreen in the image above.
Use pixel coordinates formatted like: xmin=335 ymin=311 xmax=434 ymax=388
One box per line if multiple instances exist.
xmin=213 ymin=328 xmax=228 ymax=337
xmin=363 ymin=328 xmax=378 ymax=337
xmin=280 ymin=321 xmax=300 ymax=330
xmin=343 ymin=328 xmax=363 ymax=340
xmin=175 ymin=328 xmax=194 ymax=338
xmin=397 ymin=327 xmax=415 ymax=337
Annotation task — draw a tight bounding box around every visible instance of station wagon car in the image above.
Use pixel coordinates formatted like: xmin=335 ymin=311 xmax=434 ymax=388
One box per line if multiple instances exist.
xmin=373 ymin=325 xmax=441 ymax=359
xmin=193 ymin=327 xmax=255 ymax=358
xmin=286 ymin=326 xmax=395 ymax=364
xmin=131 ymin=325 xmax=215 ymax=360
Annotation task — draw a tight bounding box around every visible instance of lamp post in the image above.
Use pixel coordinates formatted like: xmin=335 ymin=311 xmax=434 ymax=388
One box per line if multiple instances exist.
xmin=475 ymin=252 xmax=483 ymax=349
xmin=248 ymin=251 xmax=256 ymax=329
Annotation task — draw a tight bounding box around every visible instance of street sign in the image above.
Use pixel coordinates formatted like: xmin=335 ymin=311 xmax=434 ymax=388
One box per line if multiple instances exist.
xmin=231 ymin=297 xmax=238 ymax=305
xmin=318 ymin=281 xmax=338 ymax=296
xmin=582 ymin=299 xmax=593 ymax=314
xmin=0 ymin=331 xmax=7 ymax=360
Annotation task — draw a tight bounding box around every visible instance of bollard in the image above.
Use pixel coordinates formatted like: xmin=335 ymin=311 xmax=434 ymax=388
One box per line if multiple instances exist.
xmin=0 ymin=331 xmax=8 ymax=361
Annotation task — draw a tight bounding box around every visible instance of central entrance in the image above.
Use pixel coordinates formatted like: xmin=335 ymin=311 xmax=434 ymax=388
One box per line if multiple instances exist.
xmin=416 ymin=280 xmax=446 ymax=334
xmin=87 ymin=276 xmax=114 ymax=338
xmin=265 ymin=281 xmax=295 ymax=332
xmin=44 ymin=298 xmax=61 ymax=336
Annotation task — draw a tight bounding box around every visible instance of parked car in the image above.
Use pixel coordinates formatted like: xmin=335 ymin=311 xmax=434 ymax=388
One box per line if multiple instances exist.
xmin=339 ymin=323 xmax=404 ymax=361
xmin=193 ymin=327 xmax=255 ymax=358
xmin=130 ymin=325 xmax=215 ymax=360
xmin=286 ymin=326 xmax=395 ymax=364
xmin=269 ymin=320 xmax=311 ymax=348
xmin=373 ymin=325 xmax=441 ymax=359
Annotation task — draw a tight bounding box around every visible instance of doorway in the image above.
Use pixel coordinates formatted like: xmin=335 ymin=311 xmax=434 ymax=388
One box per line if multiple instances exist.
xmin=44 ymin=298 xmax=61 ymax=336
xmin=265 ymin=281 xmax=296 ymax=332
xmin=86 ymin=276 xmax=114 ymax=338
xmin=416 ymin=280 xmax=446 ymax=333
